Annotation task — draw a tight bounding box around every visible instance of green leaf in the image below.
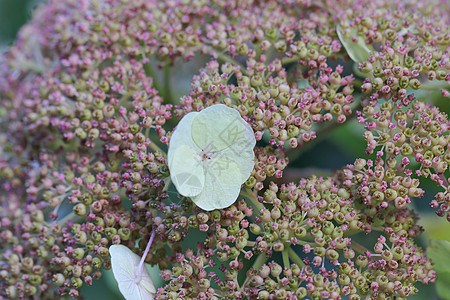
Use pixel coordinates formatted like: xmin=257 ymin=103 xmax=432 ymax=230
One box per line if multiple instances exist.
xmin=336 ymin=25 xmax=371 ymax=63
xmin=419 ymin=213 xmax=450 ymax=241
xmin=427 ymin=239 xmax=450 ymax=273
xmin=427 ymin=239 xmax=450 ymax=300
xmin=436 ymin=270 xmax=450 ymax=299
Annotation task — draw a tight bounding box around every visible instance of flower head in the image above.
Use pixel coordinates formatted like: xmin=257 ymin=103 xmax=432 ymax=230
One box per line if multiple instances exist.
xmin=168 ymin=104 xmax=256 ymax=210
xmin=0 ymin=0 xmax=447 ymax=298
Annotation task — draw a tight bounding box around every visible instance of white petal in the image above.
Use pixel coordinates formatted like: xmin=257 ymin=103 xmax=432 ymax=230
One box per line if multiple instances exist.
xmin=219 ymin=116 xmax=256 ymax=182
xmin=109 ymin=245 xmax=155 ymax=300
xmin=139 ymin=264 xmax=156 ymax=296
xmin=220 ymin=145 xmax=255 ymax=183
xmin=110 ymin=245 xmax=139 ymax=279
xmin=191 ymin=156 xmax=242 ymax=211
xmin=169 ymin=144 xmax=205 ymax=197
xmin=168 ymin=111 xmax=199 ymax=164
xmin=191 ymin=104 xmax=245 ymax=152
xmin=119 ymin=280 xmax=140 ymax=300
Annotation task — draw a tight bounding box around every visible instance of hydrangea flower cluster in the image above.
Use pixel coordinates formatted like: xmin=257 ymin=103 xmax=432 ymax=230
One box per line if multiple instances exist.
xmin=0 ymin=0 xmax=447 ymax=299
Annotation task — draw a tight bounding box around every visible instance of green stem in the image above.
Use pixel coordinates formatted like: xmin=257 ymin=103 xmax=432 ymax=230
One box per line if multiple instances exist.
xmin=143 ymin=62 xmax=161 ymax=93
xmin=246 ymin=241 xmax=256 ymax=247
xmin=293 ymin=240 xmax=316 ymax=246
xmin=19 ymin=60 xmax=46 ymax=73
xmin=163 ymin=177 xmax=172 ymax=192
xmin=148 ymin=138 xmax=165 ymax=156
xmin=371 ymin=226 xmax=386 ymax=232
xmin=163 ymin=63 xmax=174 ymax=104
xmin=350 ymin=240 xmax=369 ymax=254
xmin=252 ymin=253 xmax=267 ymax=270
xmin=241 ymin=188 xmax=264 ymax=211
xmin=120 ymin=91 xmax=135 ymax=104
xmin=343 ymin=228 xmax=362 ymax=237
xmin=54 ymin=211 xmax=82 ymax=226
xmin=217 ymin=53 xmax=248 ymax=76
xmin=241 ymin=253 xmax=267 ymax=288
xmin=281 ymin=56 xmax=300 ymax=65
xmin=282 ymin=247 xmax=290 ymax=268
xmin=353 ymin=78 xmax=365 ymax=89
xmin=273 ymin=167 xmax=332 ymax=184
xmin=287 ymin=247 xmax=305 ymax=268
xmin=48 ymin=192 xmax=72 ymax=221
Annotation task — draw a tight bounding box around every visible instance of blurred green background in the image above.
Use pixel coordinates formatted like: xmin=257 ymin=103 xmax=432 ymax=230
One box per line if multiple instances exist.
xmin=0 ymin=0 xmax=40 ymax=46
xmin=1 ymin=0 xmax=449 ymax=299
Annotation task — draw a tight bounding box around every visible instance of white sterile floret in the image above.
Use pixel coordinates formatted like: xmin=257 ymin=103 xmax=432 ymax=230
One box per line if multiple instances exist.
xmin=168 ymin=104 xmax=256 ymax=211
xmin=109 ymin=245 xmax=156 ymax=300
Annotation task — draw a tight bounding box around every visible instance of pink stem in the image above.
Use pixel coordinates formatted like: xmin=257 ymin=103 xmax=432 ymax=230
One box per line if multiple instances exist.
xmin=438 ymin=173 xmax=449 ymax=188
xmin=137 ymin=230 xmax=156 ymax=277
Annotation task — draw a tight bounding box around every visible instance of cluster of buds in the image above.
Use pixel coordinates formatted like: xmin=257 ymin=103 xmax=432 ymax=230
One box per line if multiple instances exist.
xmin=177 ymin=56 xmax=355 ymax=150
xmin=359 ymin=98 xmax=449 ymax=220
xmin=157 ymin=176 xmax=434 ymax=299
xmin=0 ymin=0 xmax=447 ymax=299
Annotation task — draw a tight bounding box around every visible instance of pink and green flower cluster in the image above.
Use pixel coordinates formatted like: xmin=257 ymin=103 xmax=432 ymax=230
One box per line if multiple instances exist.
xmin=0 ymin=0 xmax=448 ymax=299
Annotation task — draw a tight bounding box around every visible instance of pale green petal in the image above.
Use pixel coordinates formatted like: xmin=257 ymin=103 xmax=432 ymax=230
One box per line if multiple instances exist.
xmin=191 ymin=156 xmax=242 ymax=211
xmin=110 ymin=245 xmax=139 ymax=281
xmin=336 ymin=24 xmax=371 ymax=63
xmin=191 ymin=104 xmax=245 ymax=152
xmin=139 ymin=268 xmax=156 ymax=299
xmin=219 ymin=145 xmax=255 ymax=183
xmin=169 ymin=144 xmax=204 ymax=197
xmin=109 ymin=245 xmax=155 ymax=300
xmin=121 ymin=283 xmax=140 ymax=300
xmin=220 ymin=117 xmax=256 ymax=182
xmin=169 ymin=104 xmax=256 ymax=210
xmin=168 ymin=111 xmax=199 ymax=164
xmin=137 ymin=288 xmax=154 ymax=300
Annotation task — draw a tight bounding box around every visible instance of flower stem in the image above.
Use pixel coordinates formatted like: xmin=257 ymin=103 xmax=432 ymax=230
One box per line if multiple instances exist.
xmin=241 ymin=188 xmax=264 ymax=211
xmin=246 ymin=241 xmax=256 ymax=247
xmin=252 ymin=252 xmax=267 ymax=269
xmin=163 ymin=62 xmax=174 ymax=104
xmin=148 ymin=138 xmax=165 ymax=156
xmin=287 ymin=247 xmax=305 ymax=268
xmin=163 ymin=177 xmax=172 ymax=192
xmin=54 ymin=211 xmax=82 ymax=226
xmin=143 ymin=61 xmax=162 ymax=93
xmin=282 ymin=247 xmax=290 ymax=268
xmin=350 ymin=240 xmax=369 ymax=254
xmin=217 ymin=52 xmax=248 ymax=76
xmin=137 ymin=230 xmax=156 ymax=278
xmin=241 ymin=253 xmax=267 ymax=288
xmin=438 ymin=172 xmax=449 ymax=188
